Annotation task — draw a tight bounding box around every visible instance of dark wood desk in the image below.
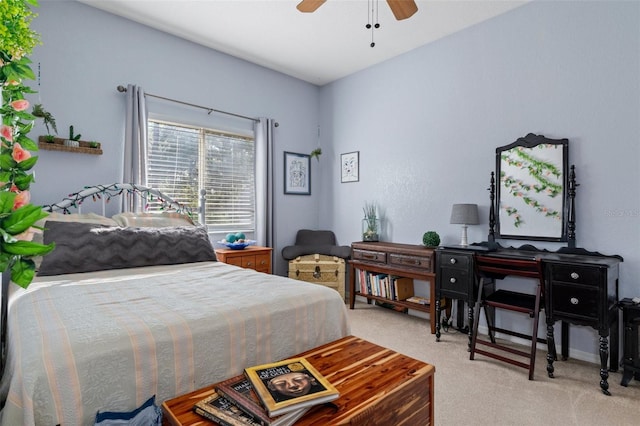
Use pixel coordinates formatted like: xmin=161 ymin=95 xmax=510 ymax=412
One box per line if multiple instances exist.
xmin=435 ymin=245 xmax=622 ymax=394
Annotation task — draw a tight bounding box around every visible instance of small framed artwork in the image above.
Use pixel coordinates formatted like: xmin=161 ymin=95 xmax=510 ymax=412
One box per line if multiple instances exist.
xmin=284 ymin=151 xmax=311 ymax=195
xmin=341 ymin=151 xmax=359 ymax=183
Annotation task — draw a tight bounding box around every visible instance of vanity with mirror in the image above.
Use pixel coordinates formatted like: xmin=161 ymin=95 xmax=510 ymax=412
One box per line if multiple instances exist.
xmin=435 ymin=133 xmax=623 ymax=394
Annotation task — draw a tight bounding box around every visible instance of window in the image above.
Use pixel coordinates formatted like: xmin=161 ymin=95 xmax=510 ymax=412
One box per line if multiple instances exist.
xmin=146 ymin=119 xmax=256 ymax=234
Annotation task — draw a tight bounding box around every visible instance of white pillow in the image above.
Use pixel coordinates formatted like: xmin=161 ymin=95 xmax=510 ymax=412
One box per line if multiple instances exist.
xmin=111 ymin=211 xmax=195 ymax=227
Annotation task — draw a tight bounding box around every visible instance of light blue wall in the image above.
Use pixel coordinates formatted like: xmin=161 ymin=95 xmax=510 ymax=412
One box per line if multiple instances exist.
xmin=319 ymin=0 xmax=639 ymax=359
xmin=28 ymin=1 xmax=639 ymax=360
xmin=30 ymin=0 xmax=323 ymax=275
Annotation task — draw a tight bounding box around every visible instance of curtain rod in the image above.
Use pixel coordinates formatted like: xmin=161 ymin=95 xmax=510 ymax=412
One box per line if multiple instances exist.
xmin=116 ymin=85 xmax=259 ymax=123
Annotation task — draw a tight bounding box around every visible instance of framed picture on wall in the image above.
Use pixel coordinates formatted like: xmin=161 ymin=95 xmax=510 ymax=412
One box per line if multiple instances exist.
xmin=341 ymin=151 xmax=359 ymax=183
xmin=284 ymin=151 xmax=311 ymax=195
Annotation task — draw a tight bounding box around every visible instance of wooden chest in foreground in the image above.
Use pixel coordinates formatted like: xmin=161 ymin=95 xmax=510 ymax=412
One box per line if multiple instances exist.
xmin=162 ymin=335 xmax=435 ymax=425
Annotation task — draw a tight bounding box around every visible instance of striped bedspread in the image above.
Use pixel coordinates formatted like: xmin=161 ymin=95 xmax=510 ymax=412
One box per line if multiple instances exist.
xmin=0 ymin=262 xmax=350 ymax=425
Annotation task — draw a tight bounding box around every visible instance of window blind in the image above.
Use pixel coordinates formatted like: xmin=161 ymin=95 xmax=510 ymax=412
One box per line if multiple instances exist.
xmin=147 ymin=120 xmax=256 ymax=232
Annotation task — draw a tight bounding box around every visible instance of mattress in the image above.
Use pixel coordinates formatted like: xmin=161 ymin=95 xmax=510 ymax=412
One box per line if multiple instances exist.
xmin=0 ymin=261 xmax=350 ymax=425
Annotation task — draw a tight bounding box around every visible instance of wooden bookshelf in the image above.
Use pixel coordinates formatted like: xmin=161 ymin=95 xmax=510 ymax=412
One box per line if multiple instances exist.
xmin=349 ymin=241 xmax=439 ymax=334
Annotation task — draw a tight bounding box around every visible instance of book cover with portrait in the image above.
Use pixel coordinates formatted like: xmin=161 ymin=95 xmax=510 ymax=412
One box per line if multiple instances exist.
xmin=215 ymin=374 xmax=310 ymax=426
xmin=244 ymin=357 xmax=339 ymax=417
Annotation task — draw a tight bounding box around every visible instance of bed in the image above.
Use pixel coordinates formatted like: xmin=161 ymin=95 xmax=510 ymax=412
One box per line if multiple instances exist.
xmin=0 ymin=184 xmax=350 ymax=425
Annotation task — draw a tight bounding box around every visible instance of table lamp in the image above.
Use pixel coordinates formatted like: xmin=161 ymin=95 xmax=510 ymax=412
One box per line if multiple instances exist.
xmin=450 ymin=203 xmax=479 ymax=246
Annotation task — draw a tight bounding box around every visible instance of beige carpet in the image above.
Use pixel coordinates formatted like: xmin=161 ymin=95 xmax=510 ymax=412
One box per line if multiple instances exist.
xmin=347 ymin=301 xmax=640 ymax=425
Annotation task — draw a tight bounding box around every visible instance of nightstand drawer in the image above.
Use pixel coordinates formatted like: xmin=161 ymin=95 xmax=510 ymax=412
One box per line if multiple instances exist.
xmin=215 ymin=246 xmax=273 ymax=274
xmin=551 ymin=283 xmax=598 ymax=319
xmin=352 ymin=249 xmax=387 ymax=263
xmin=549 ymin=264 xmax=600 ymax=285
xmin=254 ymin=253 xmax=271 ymax=273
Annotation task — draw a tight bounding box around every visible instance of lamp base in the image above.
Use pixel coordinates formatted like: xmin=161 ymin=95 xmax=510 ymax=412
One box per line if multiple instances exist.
xmin=459 ymin=225 xmax=469 ymax=246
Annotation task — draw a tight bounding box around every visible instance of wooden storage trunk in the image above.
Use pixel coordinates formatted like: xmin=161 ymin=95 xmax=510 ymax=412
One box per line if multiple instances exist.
xmin=288 ymin=254 xmax=346 ymax=302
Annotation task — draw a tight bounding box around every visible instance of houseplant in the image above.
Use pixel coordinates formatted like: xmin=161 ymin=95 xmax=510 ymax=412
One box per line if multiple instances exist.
xmin=32 ymin=103 xmax=57 ymax=138
xmin=362 ymin=202 xmax=379 ymax=242
xmin=64 ymin=124 xmax=81 ymax=147
xmin=422 ymin=231 xmax=440 ymax=247
xmin=1 ymin=0 xmax=55 ymax=287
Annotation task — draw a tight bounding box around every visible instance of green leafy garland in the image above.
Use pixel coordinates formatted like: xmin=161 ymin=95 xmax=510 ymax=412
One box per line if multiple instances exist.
xmin=0 ymin=0 xmax=54 ymax=287
xmin=499 ymin=145 xmax=562 ymax=228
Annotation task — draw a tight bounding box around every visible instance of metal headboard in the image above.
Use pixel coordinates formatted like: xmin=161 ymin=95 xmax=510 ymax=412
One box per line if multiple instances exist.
xmin=42 ymin=183 xmax=205 ymax=224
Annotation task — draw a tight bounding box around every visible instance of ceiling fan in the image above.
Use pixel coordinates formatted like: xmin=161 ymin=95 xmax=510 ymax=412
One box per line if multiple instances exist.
xmin=296 ymin=0 xmax=418 ymax=21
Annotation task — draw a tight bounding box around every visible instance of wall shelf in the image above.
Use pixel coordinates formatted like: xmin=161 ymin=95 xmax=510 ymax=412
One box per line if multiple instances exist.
xmin=38 ymin=136 xmax=103 ymax=155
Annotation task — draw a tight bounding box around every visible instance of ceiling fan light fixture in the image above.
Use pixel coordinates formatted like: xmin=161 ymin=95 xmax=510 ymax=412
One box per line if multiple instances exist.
xmin=296 ymin=0 xmax=327 ymax=13
xmin=296 ymin=0 xmax=417 ymax=20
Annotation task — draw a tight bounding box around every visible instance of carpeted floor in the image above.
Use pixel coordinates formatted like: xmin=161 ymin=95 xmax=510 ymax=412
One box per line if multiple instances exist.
xmin=346 ymin=301 xmax=640 ymax=425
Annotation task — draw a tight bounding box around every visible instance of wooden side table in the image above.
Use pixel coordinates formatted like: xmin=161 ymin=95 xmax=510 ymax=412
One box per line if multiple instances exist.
xmin=215 ymin=245 xmax=272 ymax=274
xmin=162 ymin=336 xmax=434 ymax=426
xmin=349 ymin=241 xmax=438 ymax=334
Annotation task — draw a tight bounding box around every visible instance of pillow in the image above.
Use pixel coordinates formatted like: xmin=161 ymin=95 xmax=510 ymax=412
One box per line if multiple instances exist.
xmin=112 ymin=211 xmax=195 ymax=228
xmin=94 ymin=395 xmax=161 ymax=426
xmin=32 ymin=212 xmax=119 ymax=270
xmin=38 ymin=222 xmax=216 ymax=276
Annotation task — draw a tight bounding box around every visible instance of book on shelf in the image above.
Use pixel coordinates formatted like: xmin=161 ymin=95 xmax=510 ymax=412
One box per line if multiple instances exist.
xmin=216 ymin=374 xmax=310 ymax=426
xmin=357 ymin=270 xmax=415 ymax=302
xmin=244 ymin=357 xmax=339 ymax=417
xmin=193 ymin=391 xmax=263 ymax=426
xmin=405 ymin=295 xmax=430 ymax=305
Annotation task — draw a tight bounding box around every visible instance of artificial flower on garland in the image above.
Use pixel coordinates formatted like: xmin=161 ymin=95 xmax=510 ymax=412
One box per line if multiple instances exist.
xmin=0 ymin=0 xmax=54 ymax=287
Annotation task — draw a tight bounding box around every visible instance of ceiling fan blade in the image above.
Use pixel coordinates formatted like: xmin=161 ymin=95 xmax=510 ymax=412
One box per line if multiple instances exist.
xmin=296 ymin=0 xmax=327 ymax=13
xmin=386 ymin=0 xmax=418 ymax=20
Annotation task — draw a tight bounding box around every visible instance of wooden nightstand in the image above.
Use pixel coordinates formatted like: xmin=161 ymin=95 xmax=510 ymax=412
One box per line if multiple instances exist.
xmin=215 ymin=245 xmax=272 ymax=274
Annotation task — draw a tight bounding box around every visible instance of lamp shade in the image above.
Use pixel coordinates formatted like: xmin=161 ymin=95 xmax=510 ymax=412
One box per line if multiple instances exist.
xmin=450 ymin=204 xmax=479 ymax=225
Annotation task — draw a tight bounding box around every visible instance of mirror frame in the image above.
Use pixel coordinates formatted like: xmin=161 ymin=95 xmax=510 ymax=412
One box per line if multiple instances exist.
xmin=495 ymin=133 xmax=569 ymax=242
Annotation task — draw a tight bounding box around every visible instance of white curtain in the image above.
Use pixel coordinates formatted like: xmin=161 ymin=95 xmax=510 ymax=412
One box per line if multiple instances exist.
xmin=255 ymin=118 xmax=275 ymax=251
xmin=123 ymin=84 xmax=148 ymax=211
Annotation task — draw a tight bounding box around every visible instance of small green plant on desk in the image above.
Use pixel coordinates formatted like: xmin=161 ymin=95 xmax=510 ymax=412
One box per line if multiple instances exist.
xmin=422 ymin=231 xmax=440 ymax=247
xmin=88 ymin=141 xmax=99 ymax=149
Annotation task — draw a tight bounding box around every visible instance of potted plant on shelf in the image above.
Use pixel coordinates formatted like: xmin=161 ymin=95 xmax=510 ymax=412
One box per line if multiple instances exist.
xmin=64 ymin=125 xmax=81 ymax=147
xmin=0 ymin=0 xmax=55 ymax=288
xmin=362 ymin=202 xmax=379 ymax=242
xmin=31 ymin=103 xmax=57 ymax=141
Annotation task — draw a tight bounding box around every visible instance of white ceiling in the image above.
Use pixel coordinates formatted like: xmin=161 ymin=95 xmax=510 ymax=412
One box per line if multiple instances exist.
xmin=77 ymin=0 xmax=529 ymax=86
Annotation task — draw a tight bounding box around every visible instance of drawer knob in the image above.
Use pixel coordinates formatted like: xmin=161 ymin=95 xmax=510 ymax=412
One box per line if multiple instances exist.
xmin=570 ymin=297 xmax=579 ymax=305
xmin=450 ymin=277 xmax=457 ymax=284
xmin=449 ymin=258 xmax=457 ymax=264
xmin=570 ymin=272 xmax=579 ymax=280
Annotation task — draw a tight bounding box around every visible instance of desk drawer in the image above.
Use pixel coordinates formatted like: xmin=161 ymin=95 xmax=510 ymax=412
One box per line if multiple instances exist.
xmin=389 ymin=253 xmax=432 ymax=270
xmin=439 ymin=268 xmax=470 ymax=296
xmin=439 ymin=252 xmax=471 ymax=270
xmin=551 ymin=283 xmax=598 ymax=320
xmin=549 ymin=264 xmax=600 ymax=286
xmin=352 ymin=249 xmax=387 ymax=264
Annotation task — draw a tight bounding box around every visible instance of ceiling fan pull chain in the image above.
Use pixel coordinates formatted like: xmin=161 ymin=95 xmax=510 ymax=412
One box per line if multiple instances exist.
xmin=366 ymin=0 xmax=380 ymax=48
